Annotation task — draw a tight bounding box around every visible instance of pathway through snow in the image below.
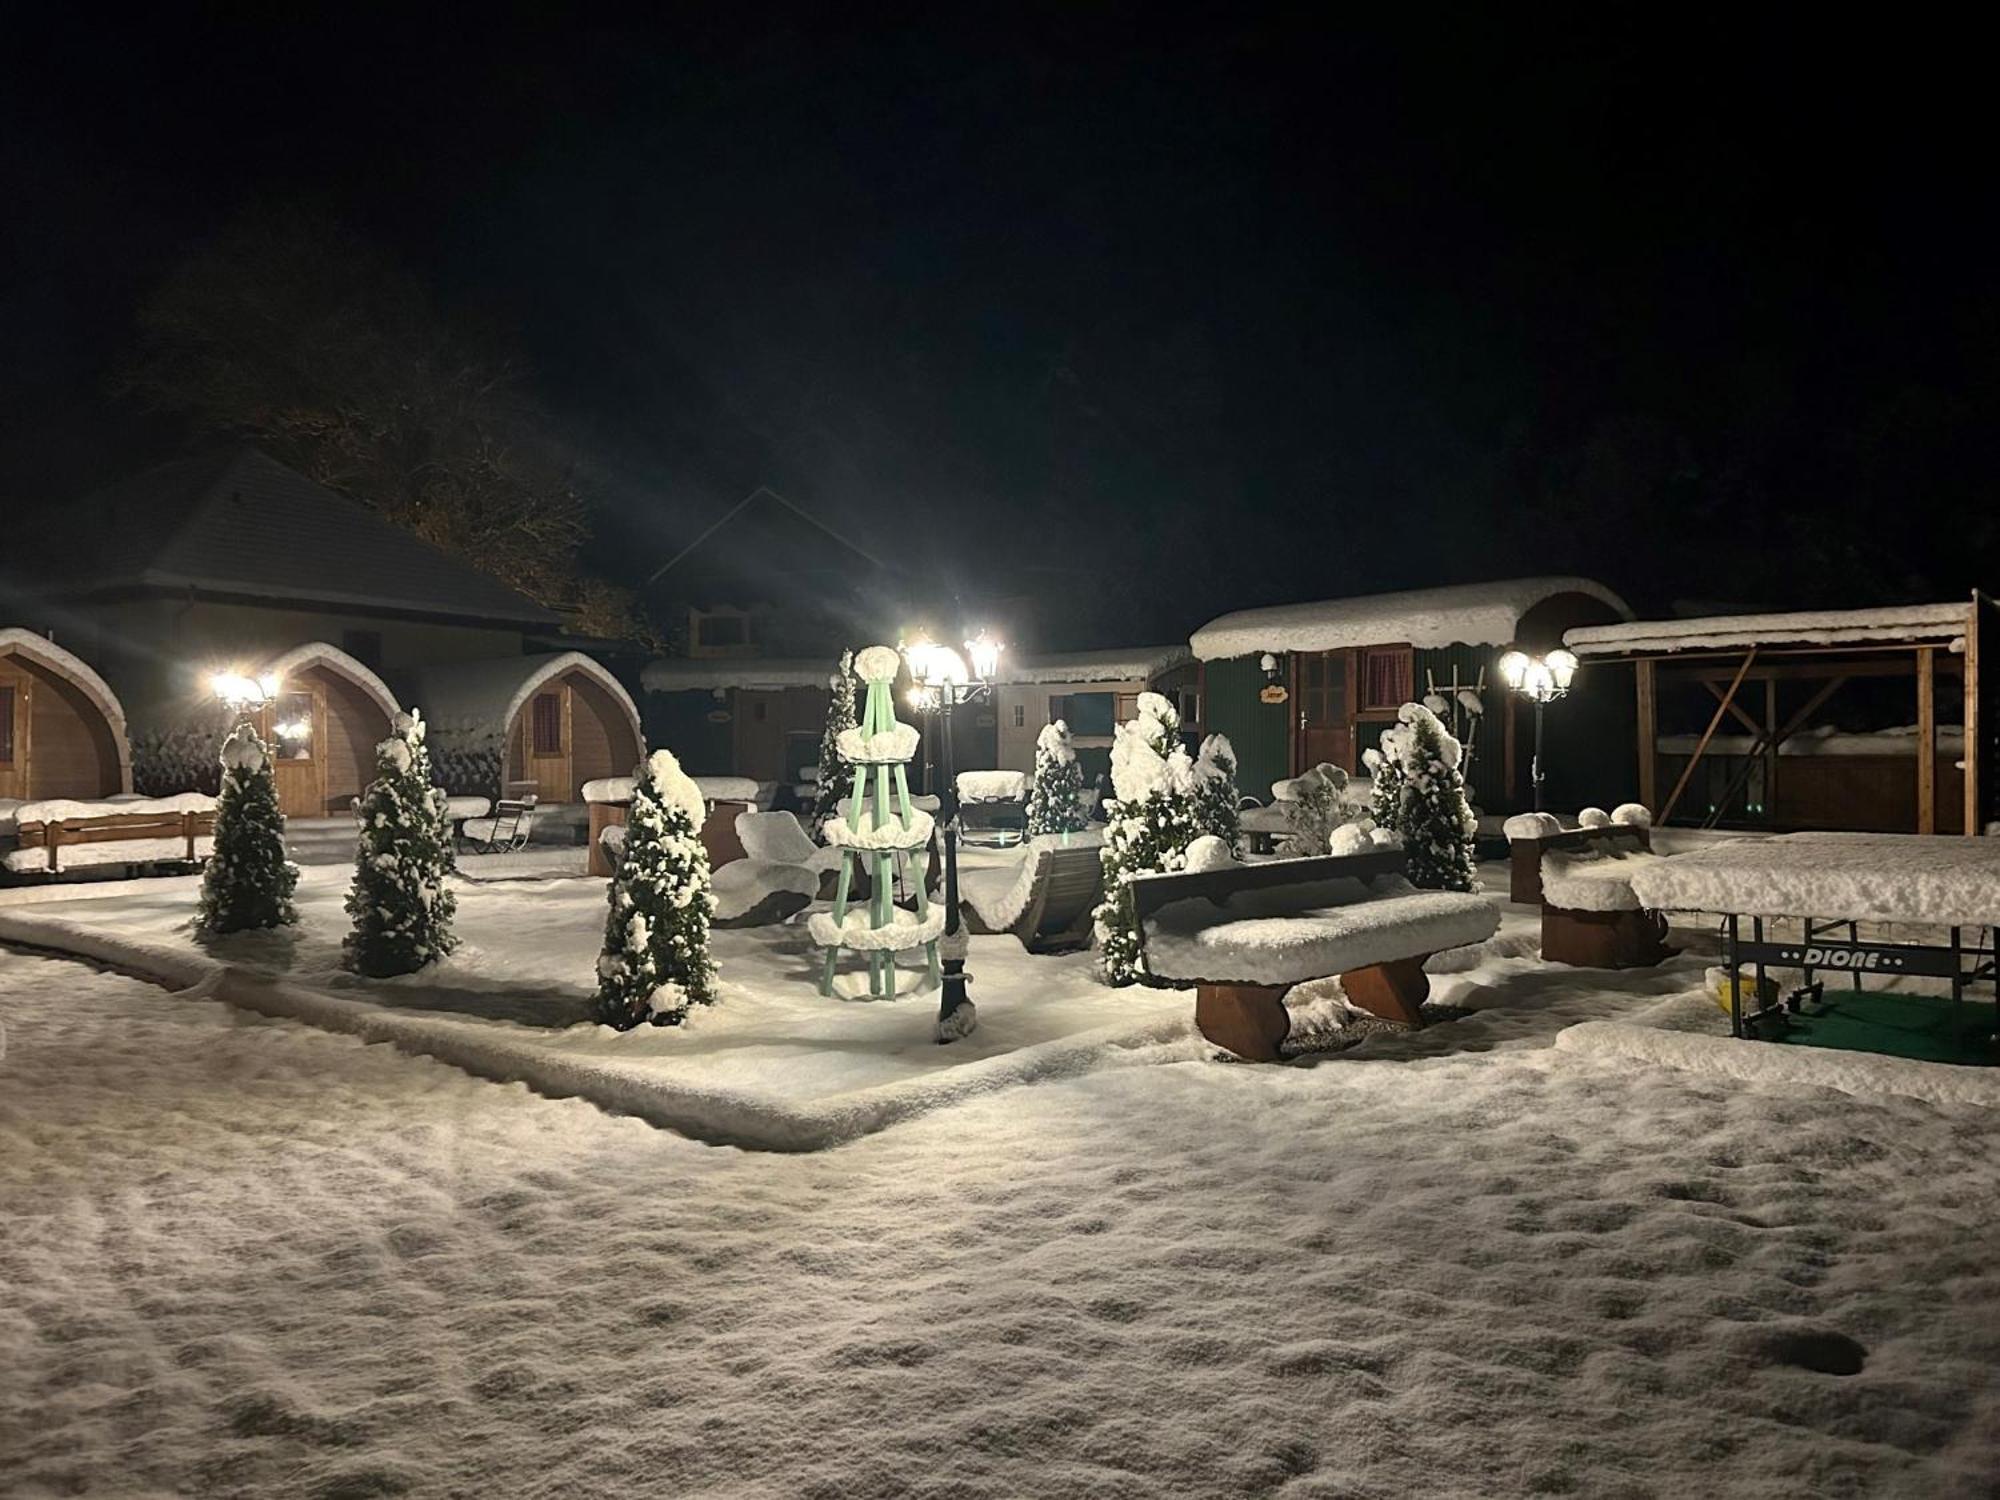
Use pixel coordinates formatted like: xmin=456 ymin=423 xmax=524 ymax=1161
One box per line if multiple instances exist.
xmin=2 ymin=947 xmax=1996 ymax=1498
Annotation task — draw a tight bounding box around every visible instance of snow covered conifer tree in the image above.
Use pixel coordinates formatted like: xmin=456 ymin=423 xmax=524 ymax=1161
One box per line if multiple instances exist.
xmin=1025 ymin=719 xmax=1088 ymax=836
xmin=1191 ymin=732 xmax=1242 ymax=849
xmin=1382 ymin=702 xmax=1478 ymax=892
xmin=343 ymin=710 xmax=457 ymax=977
xmin=195 ymin=722 xmax=298 ymax=935
xmin=807 ymin=649 xmax=858 ymax=839
xmin=1093 ymin=693 xmax=1203 ymax=986
xmin=1363 ymin=724 xmax=1408 ymax=834
xmin=595 ymin=747 xmax=718 ymax=1030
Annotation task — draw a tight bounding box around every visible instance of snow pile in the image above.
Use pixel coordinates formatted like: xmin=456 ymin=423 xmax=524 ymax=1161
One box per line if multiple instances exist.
xmin=1504 ymin=812 xmax=1564 ymax=842
xmin=1192 ymin=577 xmax=1630 ymax=659
xmin=853 ymin=645 xmax=903 ymax=683
xmin=6 ymin=792 xmax=216 ymax=826
xmin=710 ymin=860 xmax=820 ymax=924
xmin=1613 ymin=802 xmax=1653 ymax=828
xmin=692 ymin=776 xmax=761 ymax=804
xmin=644 ymin=749 xmax=709 ymax=834
xmin=1035 ymin=720 xmax=1076 ymax=762
xmin=820 ymin=807 xmax=935 ymax=851
xmin=1630 ymin=832 xmax=2000 ymax=927
xmin=836 ymin=722 xmax=920 ymax=764
xmin=808 ymin=906 xmax=948 ymax=952
xmin=581 ymin=776 xmax=636 ymax=804
xmin=1577 ymin=806 xmax=1611 ymax=828
xmin=1540 ymin=848 xmax=1665 ymax=912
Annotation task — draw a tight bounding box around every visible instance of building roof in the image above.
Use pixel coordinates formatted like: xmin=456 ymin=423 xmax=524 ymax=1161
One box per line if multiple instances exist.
xmin=1565 ymin=601 xmax=1971 ymax=656
xmin=394 ymin=651 xmax=641 ymax=744
xmin=996 ymin=646 xmax=1193 ymax=685
xmin=0 ymin=626 xmax=129 ymax=737
xmin=33 ymin=447 xmax=562 ymax=626
xmin=642 ymin=656 xmax=839 ymax=692
xmin=1191 ymin=578 xmax=1631 ymax=661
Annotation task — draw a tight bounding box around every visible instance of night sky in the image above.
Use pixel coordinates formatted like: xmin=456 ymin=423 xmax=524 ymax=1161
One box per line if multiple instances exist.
xmin=5 ymin=10 xmax=1994 ymax=647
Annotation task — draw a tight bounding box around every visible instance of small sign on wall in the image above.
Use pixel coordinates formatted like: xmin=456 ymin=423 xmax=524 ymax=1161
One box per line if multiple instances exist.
xmin=1259 ymin=684 xmax=1289 ymax=705
xmin=706 ymin=709 xmax=732 ymax=724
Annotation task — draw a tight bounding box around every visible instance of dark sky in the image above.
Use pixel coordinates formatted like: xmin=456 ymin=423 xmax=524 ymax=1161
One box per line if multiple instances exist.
xmin=5 ymin=9 xmax=1994 ymax=647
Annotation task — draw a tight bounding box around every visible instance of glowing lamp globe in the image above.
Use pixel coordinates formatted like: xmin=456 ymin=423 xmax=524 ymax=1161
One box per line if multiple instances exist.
xmin=1496 ymin=650 xmax=1530 ymax=691
xmin=1546 ymin=648 xmax=1579 ymax=691
xmin=964 ymin=630 xmax=1004 ymax=683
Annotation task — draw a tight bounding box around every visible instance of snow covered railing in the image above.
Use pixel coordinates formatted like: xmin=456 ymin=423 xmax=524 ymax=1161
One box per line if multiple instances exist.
xmin=5 ymin=794 xmax=217 ymax=876
xmin=1128 ymin=848 xmax=1499 ymax=1061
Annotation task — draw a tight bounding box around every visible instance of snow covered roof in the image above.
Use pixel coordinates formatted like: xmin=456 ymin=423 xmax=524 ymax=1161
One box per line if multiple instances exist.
xmin=1191 ymin=578 xmax=1630 ymax=661
xmin=257 ymin=642 xmax=402 ymax=721
xmin=996 ymin=646 xmax=1192 ymax=685
xmin=642 ymin=657 xmax=838 ymax=693
xmin=29 ymin=448 xmax=561 ymax=626
xmin=0 ymin=627 xmax=129 ymax=737
xmin=1565 ymin=601 xmax=1971 ymax=656
xmin=395 ymin=652 xmax=641 ymax=743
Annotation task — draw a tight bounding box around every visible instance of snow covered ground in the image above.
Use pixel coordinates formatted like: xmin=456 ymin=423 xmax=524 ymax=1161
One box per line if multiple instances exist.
xmin=3 ymin=940 xmax=1997 ymax=1498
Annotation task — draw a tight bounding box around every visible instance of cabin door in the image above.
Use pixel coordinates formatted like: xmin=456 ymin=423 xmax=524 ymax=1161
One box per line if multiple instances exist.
xmin=525 ymin=684 xmax=573 ymax=802
xmin=1292 ymin=650 xmax=1352 ymax=774
xmin=0 ymin=664 xmax=31 ymax=799
xmin=733 ymin=691 xmax=786 ymax=781
xmin=260 ymin=686 xmax=327 ymax=818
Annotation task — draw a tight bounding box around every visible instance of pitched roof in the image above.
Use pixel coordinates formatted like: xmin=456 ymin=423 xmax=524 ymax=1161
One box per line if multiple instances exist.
xmin=393 ymin=651 xmax=641 ymax=743
xmin=1190 ymin=578 xmax=1631 ymax=660
xmin=997 ymin=646 xmax=1193 ymax=685
xmin=33 ymin=447 xmax=561 ymax=625
xmin=1565 ymin=601 xmax=1971 ymax=656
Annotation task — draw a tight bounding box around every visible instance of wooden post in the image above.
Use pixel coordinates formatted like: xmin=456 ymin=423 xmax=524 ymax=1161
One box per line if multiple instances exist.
xmin=1635 ymin=659 xmax=1657 ymax=813
xmin=1916 ymin=646 xmax=1936 ymax=834
xmin=1504 ymin=689 xmax=1519 ymax=807
xmin=1658 ymin=649 xmax=1756 ymax=826
xmin=1763 ymin=676 xmax=1778 ymax=821
xmin=1965 ymin=596 xmax=1982 ymax=838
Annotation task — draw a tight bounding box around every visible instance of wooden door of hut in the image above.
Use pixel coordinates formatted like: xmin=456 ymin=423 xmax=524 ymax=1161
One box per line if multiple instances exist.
xmin=522 ymin=684 xmax=573 ymax=803
xmin=0 ymin=663 xmax=30 ymax=799
xmin=1292 ymin=650 xmax=1354 ymax=773
xmin=259 ymin=686 xmax=327 ymax=818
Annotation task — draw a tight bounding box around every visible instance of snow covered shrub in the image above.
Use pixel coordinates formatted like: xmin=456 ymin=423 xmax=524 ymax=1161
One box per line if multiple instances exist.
xmin=595 ymin=747 xmax=717 ymax=1030
xmin=195 ymin=722 xmax=298 ymax=935
xmin=1278 ymin=761 xmax=1358 ymax=856
xmin=425 ymin=721 xmax=503 ymax=800
xmin=1363 ymin=725 xmax=1408 ymax=835
xmin=344 ymin=711 xmax=458 ymax=978
xmin=1191 ymin=733 xmax=1242 ymax=850
xmin=1378 ymin=702 xmax=1478 ymax=892
xmin=135 ymin=723 xmax=223 ymax=796
xmin=1025 ymin=719 xmax=1088 ymax=836
xmin=808 ymin=649 xmax=858 ymax=840
xmin=1094 ymin=693 xmax=1203 ymax=986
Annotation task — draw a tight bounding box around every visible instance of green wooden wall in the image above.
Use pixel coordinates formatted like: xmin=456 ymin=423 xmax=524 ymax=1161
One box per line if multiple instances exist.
xmin=1203 ymin=656 xmax=1291 ymax=801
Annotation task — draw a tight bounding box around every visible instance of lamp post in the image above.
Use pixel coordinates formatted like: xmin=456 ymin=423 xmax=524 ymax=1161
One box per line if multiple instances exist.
xmin=1496 ymin=647 xmax=1578 ymax=812
xmin=903 ymin=628 xmax=1003 ymax=1041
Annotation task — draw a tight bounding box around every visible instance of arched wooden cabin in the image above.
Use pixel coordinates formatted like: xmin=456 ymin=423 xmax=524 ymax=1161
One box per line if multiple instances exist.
xmin=0 ymin=629 xmax=134 ymax=802
xmin=398 ymin=652 xmax=643 ymax=803
xmin=248 ymin=642 xmax=402 ymax=818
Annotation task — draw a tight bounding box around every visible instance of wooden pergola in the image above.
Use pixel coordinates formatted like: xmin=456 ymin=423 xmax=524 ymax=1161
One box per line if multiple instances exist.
xmin=1564 ymin=594 xmax=1996 ymax=836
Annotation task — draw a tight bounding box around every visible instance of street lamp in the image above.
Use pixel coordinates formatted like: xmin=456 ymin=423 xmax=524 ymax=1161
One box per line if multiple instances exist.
xmin=1496 ymin=647 xmax=1578 ymax=811
xmin=212 ymin=671 xmax=279 ymax=718
xmin=904 ymin=628 xmax=1003 ymax=1041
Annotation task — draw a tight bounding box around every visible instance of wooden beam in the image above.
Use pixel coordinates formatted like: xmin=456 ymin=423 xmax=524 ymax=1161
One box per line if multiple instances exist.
xmin=1916 ymin=646 xmax=1936 ymax=834
xmin=1704 ymin=678 xmax=1763 ymax=735
xmin=1635 ymin=659 xmax=1657 ymax=812
xmin=1658 ymin=649 xmax=1756 ymax=826
xmin=1966 ymin=595 xmax=1982 ymax=838
xmin=1763 ymin=676 xmax=1778 ymax=819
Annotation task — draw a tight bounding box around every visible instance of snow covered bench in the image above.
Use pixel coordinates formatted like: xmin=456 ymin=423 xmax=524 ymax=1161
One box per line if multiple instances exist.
xmin=960 ymin=832 xmax=1105 ymax=952
xmin=583 ymin=775 xmax=757 ymax=877
xmin=1131 ymin=849 xmax=1500 ymax=1061
xmin=3 ymin=794 xmax=217 ymax=876
xmin=709 ymin=811 xmax=844 ymax=926
xmin=1505 ymin=808 xmax=1672 ymax=968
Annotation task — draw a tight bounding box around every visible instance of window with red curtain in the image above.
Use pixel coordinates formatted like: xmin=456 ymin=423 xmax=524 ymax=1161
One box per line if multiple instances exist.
xmin=1361 ymin=648 xmax=1412 ymax=709
xmin=531 ymin=692 xmax=563 ymax=755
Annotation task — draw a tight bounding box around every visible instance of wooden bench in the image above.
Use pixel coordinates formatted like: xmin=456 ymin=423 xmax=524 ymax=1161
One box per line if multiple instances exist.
xmin=1131 ymin=850 xmax=1500 ymax=1061
xmin=459 ymin=796 xmax=539 ymax=855
xmin=1506 ymin=819 xmax=1672 ymax=968
xmin=961 ymin=839 xmax=1104 ymax=953
xmin=9 ymin=806 xmax=215 ymax=875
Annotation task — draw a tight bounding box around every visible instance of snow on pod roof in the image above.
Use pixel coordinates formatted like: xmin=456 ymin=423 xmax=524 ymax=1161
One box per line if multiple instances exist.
xmin=1191 ymin=578 xmax=1630 ymax=661
xmin=395 ymin=651 xmax=641 ymax=747
xmin=1564 ymin=600 xmax=1972 ymax=656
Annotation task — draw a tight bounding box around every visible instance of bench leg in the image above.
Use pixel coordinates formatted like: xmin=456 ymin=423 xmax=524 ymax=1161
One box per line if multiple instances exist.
xmin=1339 ymin=956 xmax=1430 ymax=1028
xmin=1541 ymin=907 xmax=1674 ymax=968
xmin=1195 ymin=983 xmax=1292 ymax=1062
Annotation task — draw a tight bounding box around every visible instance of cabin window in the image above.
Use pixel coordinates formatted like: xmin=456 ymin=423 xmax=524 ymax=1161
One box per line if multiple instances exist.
xmin=1115 ymin=692 xmax=1140 ymax=723
xmin=271 ymin=692 xmax=314 ymax=762
xmin=1360 ymin=647 xmax=1412 ymax=710
xmin=1054 ymin=692 xmax=1115 ymax=737
xmin=531 ymin=692 xmax=563 ymax=755
xmin=0 ymin=685 xmax=14 ymax=764
xmin=1012 ymin=704 xmax=1025 ymax=728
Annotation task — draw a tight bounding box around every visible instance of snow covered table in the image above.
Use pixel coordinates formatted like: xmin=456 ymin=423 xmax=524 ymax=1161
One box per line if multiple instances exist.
xmin=1504 ymin=810 xmax=1672 ymax=968
xmin=1628 ymin=833 xmax=2000 ymax=1043
xmin=1131 ymin=849 xmax=1499 ymax=1061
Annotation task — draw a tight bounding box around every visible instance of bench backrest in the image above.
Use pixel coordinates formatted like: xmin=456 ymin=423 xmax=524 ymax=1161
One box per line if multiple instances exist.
xmin=16 ymin=808 xmax=216 ymax=871
xmin=1129 ymin=848 xmax=1409 ymax=929
xmin=1508 ymin=824 xmax=1651 ymax=906
xmin=1023 ymin=844 xmax=1106 ymax=942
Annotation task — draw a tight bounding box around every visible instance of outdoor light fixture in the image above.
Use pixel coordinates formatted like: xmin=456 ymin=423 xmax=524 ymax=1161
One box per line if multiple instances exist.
xmin=1497 ymin=647 xmax=1579 ymax=810
xmin=211 ymin=671 xmax=278 ymax=711
xmin=900 ymin=627 xmax=1004 ymax=1041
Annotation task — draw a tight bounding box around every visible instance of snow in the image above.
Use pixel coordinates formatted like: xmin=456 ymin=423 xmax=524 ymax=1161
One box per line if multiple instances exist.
xmin=853 ymin=644 xmax=904 ymax=683
xmin=994 ymin=645 xmax=1193 ymax=684
xmin=836 ymin=721 xmax=920 ymax=763
xmin=1505 ymin=812 xmax=1564 ymax=841
xmin=807 ymin=905 xmax=948 ymax=952
xmin=1034 ymin=719 xmax=1076 ymax=762
xmin=957 ymin=769 xmax=1027 ymax=803
xmin=5 ymin=836 xmax=215 ymax=874
xmin=710 ymin=860 xmax=821 ymax=923
xmin=1190 ymin=577 xmax=1631 ymax=660
xmin=1182 ymin=833 xmax=1236 ymax=872
xmin=1565 ymin=600 xmax=1971 ymax=656
xmin=1142 ymin=875 xmax=1501 ymax=986
xmin=1578 ymin=805 xmax=1611 ymax=828
xmin=641 ymin=657 xmax=837 ymax=692
xmin=692 ymin=775 xmax=761 ymax=804
xmin=581 ymin=775 xmax=636 ymax=802
xmin=5 ymin=855 xmax=2000 ymax=1495
xmin=734 ymin=811 xmax=830 ymax=869
xmin=1657 ymin=723 xmax=1968 ymax=758
xmin=1614 ymin=802 xmax=1653 ymax=828
xmin=256 ymin=640 xmax=402 ymax=720
xmin=1629 ymin=832 xmax=2000 ymax=928
xmin=1540 ymin=848 xmax=1666 ymax=911
xmin=959 ymin=832 xmax=1106 ymax=932
xmin=0 ymin=626 xmax=130 ymax=739
xmin=442 ymin=795 xmax=491 ymax=819
xmin=821 ymin=807 xmax=934 ymax=851
xmin=643 ymin=749 xmax=709 ymax=835
xmin=6 ymin=791 xmax=215 ymax=824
